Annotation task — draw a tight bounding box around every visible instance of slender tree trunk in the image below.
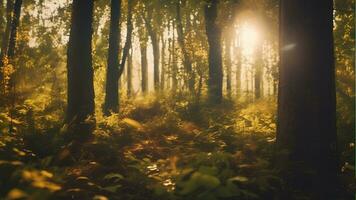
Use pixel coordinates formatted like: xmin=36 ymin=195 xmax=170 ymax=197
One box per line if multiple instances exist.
xmin=104 ymin=0 xmax=121 ymax=115
xmin=144 ymin=19 xmax=159 ymax=91
xmin=66 ymin=0 xmax=95 ymax=137
xmin=254 ymin=43 xmax=262 ymax=100
xmin=117 ymin=0 xmax=133 ymax=79
xmin=234 ymin=35 xmax=241 ymax=98
xmin=224 ymin=32 xmax=232 ymax=98
xmin=277 ymin=0 xmax=338 ymax=198
xmin=7 ymin=0 xmax=21 ymax=59
xmin=160 ymin=34 xmax=165 ymax=90
xmin=172 ymin=20 xmax=178 ymax=91
xmin=0 ymin=0 xmax=4 ymax=34
xmin=176 ymin=1 xmax=194 ymax=92
xmin=205 ymin=0 xmax=223 ymax=104
xmin=140 ymin=38 xmax=148 ymax=94
xmin=127 ymin=47 xmax=132 ymax=97
xmin=0 ymin=0 xmax=12 ymax=95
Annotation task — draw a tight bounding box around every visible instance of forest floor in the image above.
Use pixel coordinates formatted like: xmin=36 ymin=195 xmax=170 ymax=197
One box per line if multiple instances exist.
xmin=0 ymin=95 xmax=354 ymax=200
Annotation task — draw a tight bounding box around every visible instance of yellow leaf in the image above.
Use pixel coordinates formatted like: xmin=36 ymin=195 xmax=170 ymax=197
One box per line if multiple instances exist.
xmin=122 ymin=118 xmax=143 ymax=130
xmin=6 ymin=189 xmax=27 ymax=200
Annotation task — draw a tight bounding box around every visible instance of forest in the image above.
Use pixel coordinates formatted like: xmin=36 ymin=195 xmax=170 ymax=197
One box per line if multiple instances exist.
xmin=0 ymin=0 xmax=354 ymax=199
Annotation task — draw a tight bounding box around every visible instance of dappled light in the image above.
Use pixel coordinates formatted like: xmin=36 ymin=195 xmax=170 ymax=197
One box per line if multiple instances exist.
xmin=0 ymin=0 xmax=354 ymax=200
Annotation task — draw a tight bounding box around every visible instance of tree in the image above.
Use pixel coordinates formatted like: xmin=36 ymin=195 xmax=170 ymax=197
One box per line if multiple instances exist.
xmin=224 ymin=31 xmax=232 ymax=98
xmin=0 ymin=0 xmax=13 ymax=90
xmin=66 ymin=0 xmax=95 ymax=137
xmin=104 ymin=0 xmax=121 ymax=115
xmin=127 ymin=47 xmax=133 ymax=97
xmin=142 ymin=2 xmax=160 ymax=91
xmin=254 ymin=43 xmax=262 ymax=99
xmin=138 ymin=20 xmax=148 ymax=94
xmin=176 ymin=0 xmax=194 ymax=92
xmin=7 ymin=0 xmax=22 ymax=59
xmin=277 ymin=0 xmax=338 ymax=198
xmin=205 ymin=0 xmax=223 ymax=104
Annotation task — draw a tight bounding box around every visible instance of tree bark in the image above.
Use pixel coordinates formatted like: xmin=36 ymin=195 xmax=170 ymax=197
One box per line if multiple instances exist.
xmin=224 ymin=32 xmax=232 ymax=98
xmin=205 ymin=0 xmax=223 ymax=104
xmin=139 ymin=35 xmax=148 ymax=94
xmin=66 ymin=0 xmax=95 ymax=137
xmin=117 ymin=0 xmax=134 ymax=79
xmin=176 ymin=1 xmax=194 ymax=92
xmin=254 ymin=43 xmax=262 ymax=100
xmin=277 ymin=0 xmax=338 ymax=198
xmin=171 ymin=20 xmax=178 ymax=91
xmin=127 ymin=47 xmax=132 ymax=97
xmin=143 ymin=12 xmax=159 ymax=92
xmin=7 ymin=0 xmax=21 ymax=59
xmin=160 ymin=34 xmax=165 ymax=90
xmin=104 ymin=0 xmax=121 ymax=115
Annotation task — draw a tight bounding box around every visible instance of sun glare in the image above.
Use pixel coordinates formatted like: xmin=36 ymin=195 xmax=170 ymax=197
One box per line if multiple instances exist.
xmin=240 ymin=23 xmax=260 ymax=55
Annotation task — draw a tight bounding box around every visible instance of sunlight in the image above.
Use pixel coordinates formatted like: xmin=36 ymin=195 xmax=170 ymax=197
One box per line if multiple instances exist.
xmin=240 ymin=23 xmax=260 ymax=55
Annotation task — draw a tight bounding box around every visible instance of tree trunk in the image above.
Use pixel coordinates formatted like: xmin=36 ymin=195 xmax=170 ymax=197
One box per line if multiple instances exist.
xmin=142 ymin=8 xmax=159 ymax=92
xmin=205 ymin=0 xmax=223 ymax=104
xmin=254 ymin=43 xmax=262 ymax=100
xmin=127 ymin=47 xmax=132 ymax=97
xmin=104 ymin=0 xmax=121 ymax=115
xmin=277 ymin=0 xmax=338 ymax=198
xmin=171 ymin=20 xmax=178 ymax=91
xmin=234 ymin=35 xmax=241 ymax=98
xmin=66 ymin=0 xmax=95 ymax=137
xmin=139 ymin=36 xmax=148 ymax=94
xmin=0 ymin=0 xmax=12 ymax=94
xmin=176 ymin=1 xmax=194 ymax=92
xmin=117 ymin=0 xmax=134 ymax=79
xmin=160 ymin=34 xmax=165 ymax=90
xmin=7 ymin=0 xmax=21 ymax=59
xmin=224 ymin=32 xmax=232 ymax=98
xmin=0 ymin=0 xmax=13 ymax=63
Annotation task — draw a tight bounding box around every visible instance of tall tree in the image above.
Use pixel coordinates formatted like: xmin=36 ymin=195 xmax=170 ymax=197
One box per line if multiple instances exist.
xmin=160 ymin=34 xmax=165 ymax=90
xmin=104 ymin=0 xmax=121 ymax=115
xmin=205 ymin=0 xmax=223 ymax=104
xmin=176 ymin=0 xmax=194 ymax=92
xmin=138 ymin=22 xmax=148 ymax=94
xmin=224 ymin=31 xmax=232 ymax=98
xmin=117 ymin=0 xmax=134 ymax=79
xmin=7 ymin=0 xmax=22 ymax=59
xmin=277 ymin=0 xmax=338 ymax=198
xmin=66 ymin=0 xmax=95 ymax=136
xmin=127 ymin=46 xmax=133 ymax=97
xmin=143 ymin=3 xmax=159 ymax=91
xmin=171 ymin=20 xmax=178 ymax=91
xmin=0 ymin=0 xmax=13 ymax=86
xmin=254 ymin=43 xmax=262 ymax=99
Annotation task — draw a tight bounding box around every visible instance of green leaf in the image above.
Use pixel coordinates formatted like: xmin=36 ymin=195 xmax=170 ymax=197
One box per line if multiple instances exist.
xmin=103 ymin=173 xmax=124 ymax=182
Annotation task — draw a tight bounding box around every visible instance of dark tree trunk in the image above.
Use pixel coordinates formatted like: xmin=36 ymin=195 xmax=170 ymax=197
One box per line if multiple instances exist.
xmin=224 ymin=32 xmax=232 ymax=98
xmin=143 ymin=13 xmax=159 ymax=91
xmin=176 ymin=1 xmax=194 ymax=92
xmin=139 ymin=37 xmax=148 ymax=94
xmin=277 ymin=0 xmax=338 ymax=198
xmin=127 ymin=47 xmax=132 ymax=97
xmin=66 ymin=0 xmax=95 ymax=137
xmin=254 ymin=43 xmax=262 ymax=100
xmin=7 ymin=0 xmax=21 ymax=59
xmin=104 ymin=0 xmax=121 ymax=115
xmin=0 ymin=0 xmax=13 ymax=62
xmin=234 ymin=37 xmax=241 ymax=98
xmin=0 ymin=0 xmax=13 ymax=93
xmin=117 ymin=0 xmax=133 ymax=79
xmin=205 ymin=0 xmax=223 ymax=104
